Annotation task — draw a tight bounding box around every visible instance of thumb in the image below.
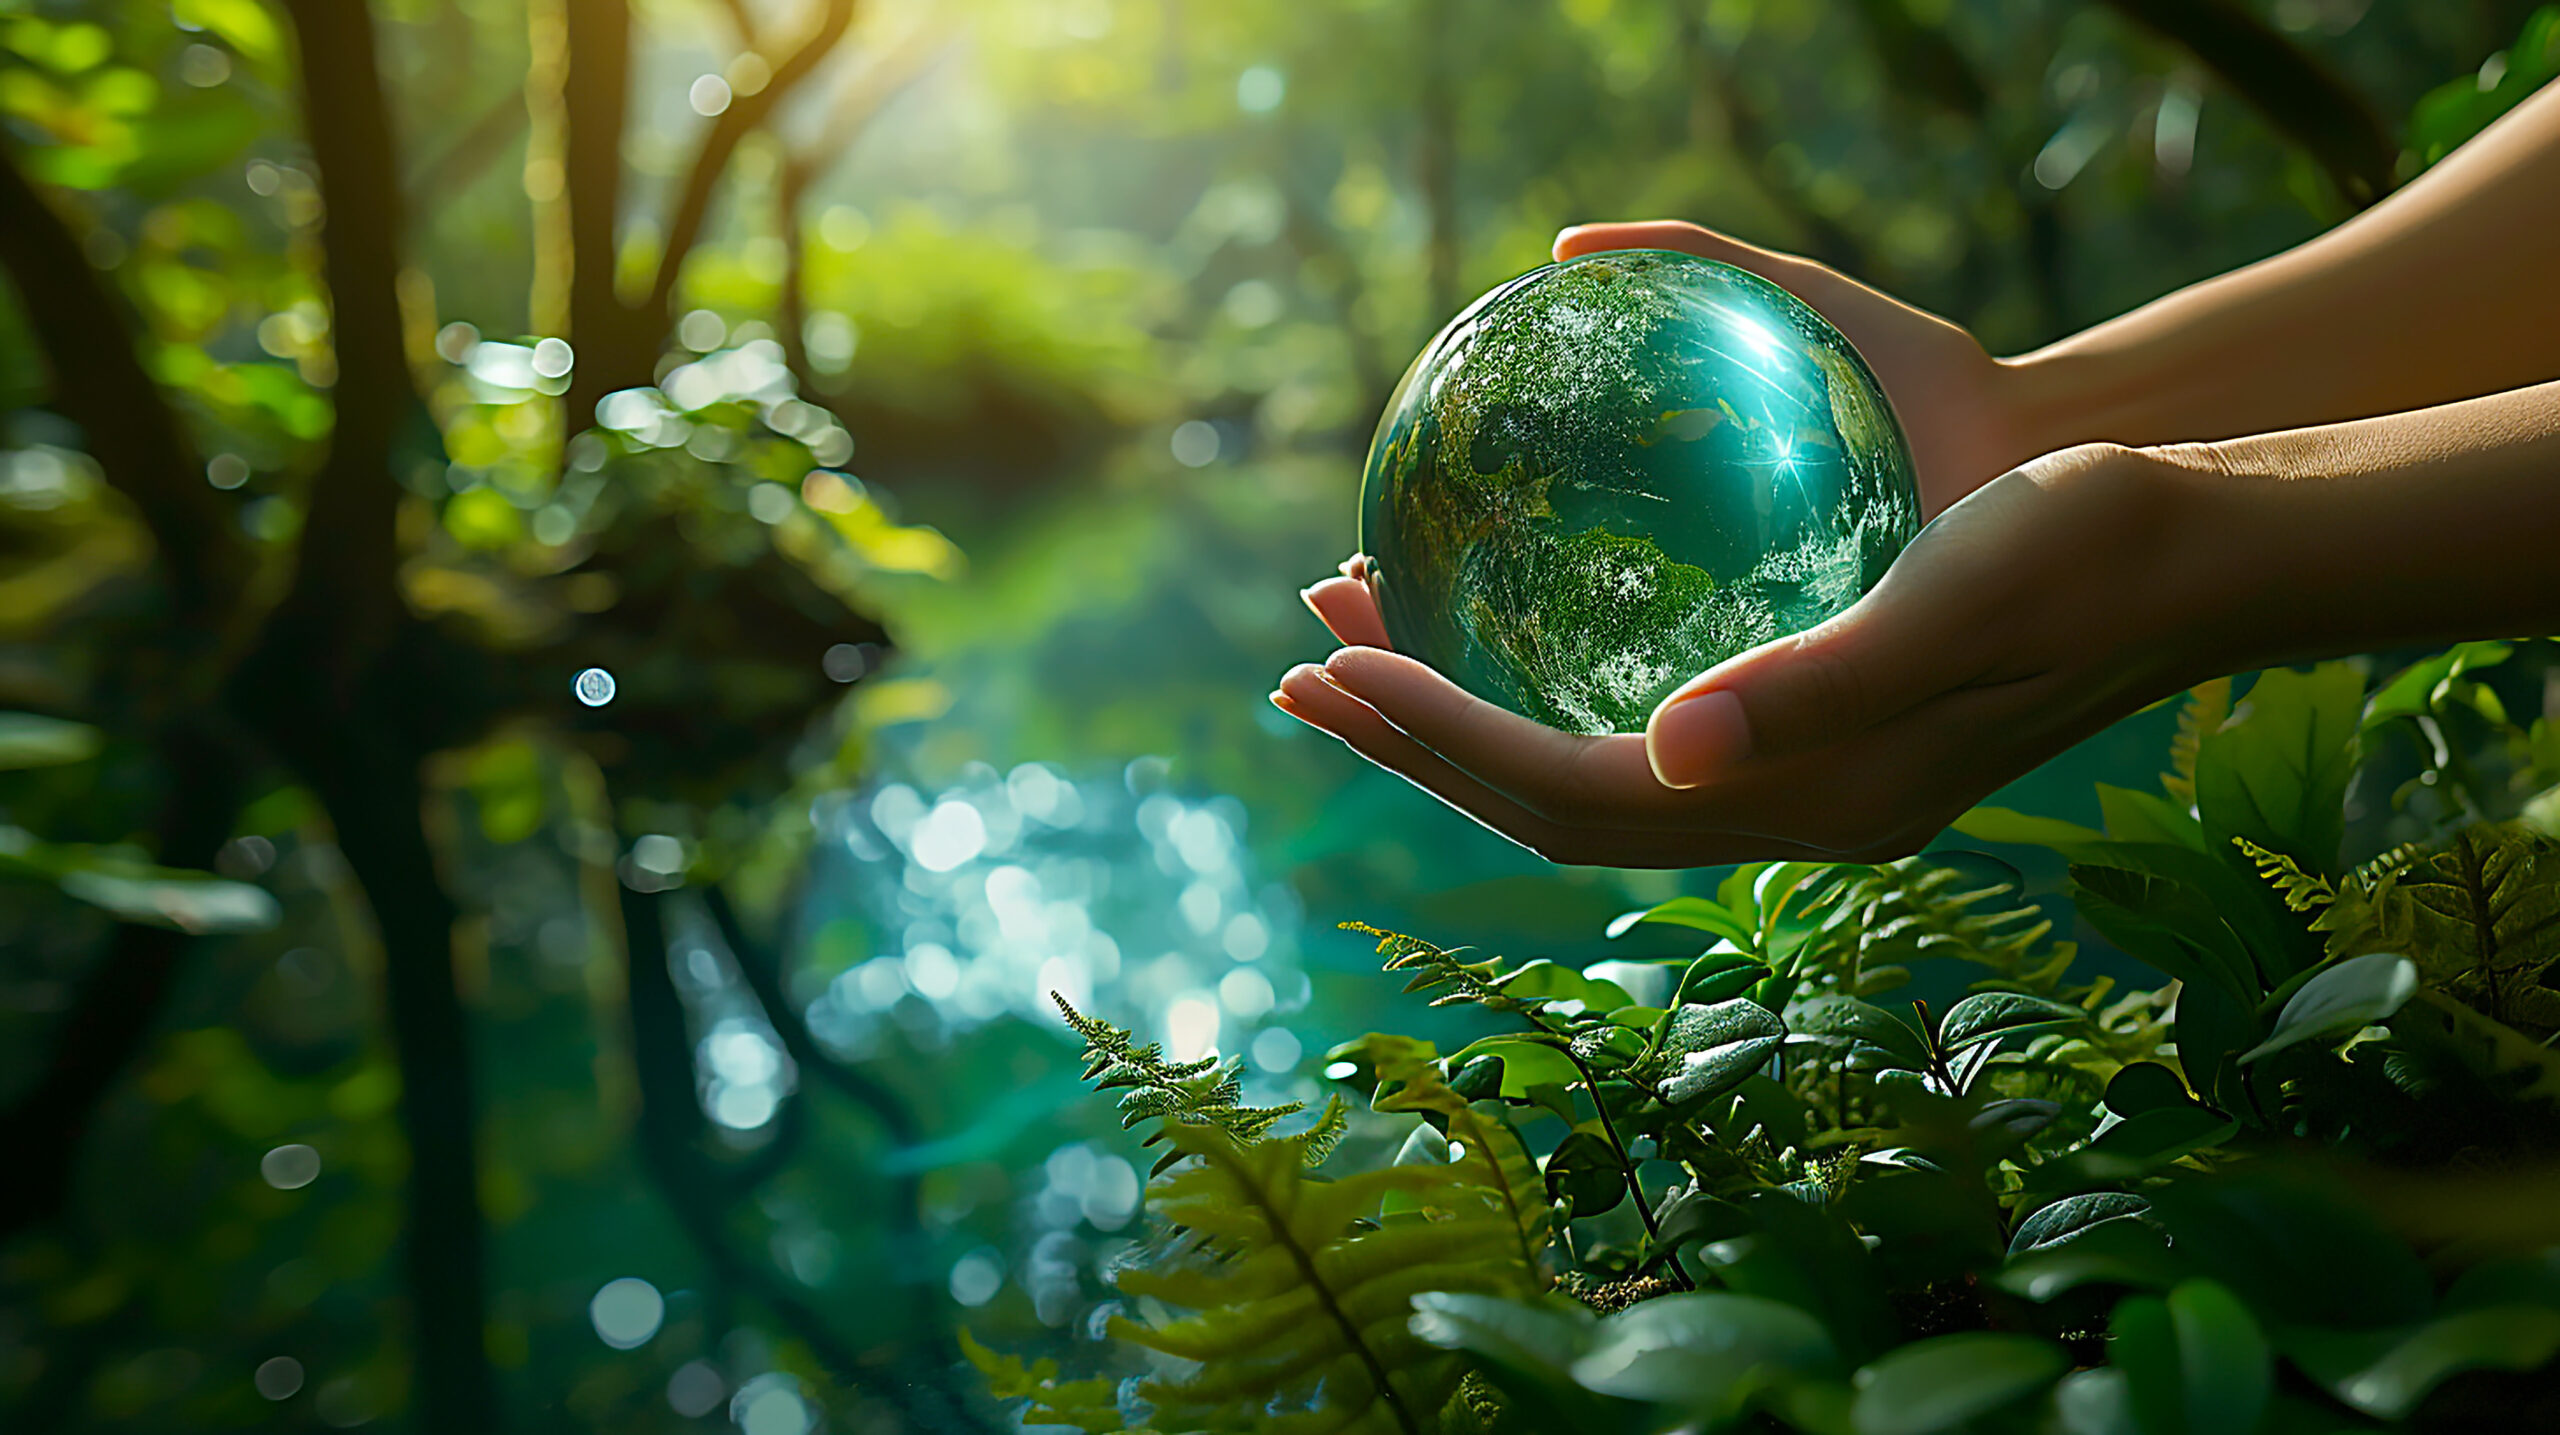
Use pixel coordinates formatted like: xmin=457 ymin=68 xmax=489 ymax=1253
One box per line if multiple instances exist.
xmin=1643 ymin=524 xmax=1996 ymax=789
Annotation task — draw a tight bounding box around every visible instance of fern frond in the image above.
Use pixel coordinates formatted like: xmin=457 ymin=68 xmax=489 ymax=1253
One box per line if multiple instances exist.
xmin=1362 ymin=1042 xmax=1554 ymax=1283
xmin=2163 ymin=677 xmax=2231 ymax=806
xmin=2350 ymin=840 xmax=2428 ymax=891
xmin=1055 ymin=995 xmax=1315 ymax=1172
xmin=2232 ymin=836 xmax=2338 ymax=913
xmin=1801 ymin=859 xmax=2054 ymax=988
xmin=958 ymin=1327 xmax=1130 ymax=1434
xmin=1111 ymin=1120 xmax=1537 ymax=1435
xmin=1340 ymin=921 xmax=1546 ymax=1018
xmin=2321 ymin=823 xmax=2560 ymax=1034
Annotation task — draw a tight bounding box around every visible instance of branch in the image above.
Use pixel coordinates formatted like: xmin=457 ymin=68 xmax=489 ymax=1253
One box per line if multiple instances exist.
xmin=699 ymin=884 xmax=922 ymax=1151
xmin=2098 ymin=0 xmax=2396 ymax=206
xmin=555 ymin=0 xmax=636 ymax=427
xmin=643 ymin=0 xmax=860 ymax=321
xmin=776 ymin=30 xmax=951 ymax=393
xmin=623 ymin=884 xmax=994 ymax=1431
xmin=276 ymin=0 xmax=424 ymax=662
xmin=0 ymin=149 xmax=247 ymax=625
xmin=403 ymin=86 xmax=531 ymax=223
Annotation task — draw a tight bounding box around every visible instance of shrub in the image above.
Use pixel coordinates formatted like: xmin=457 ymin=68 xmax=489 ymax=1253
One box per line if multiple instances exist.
xmin=976 ymin=645 xmax=2560 ymax=1432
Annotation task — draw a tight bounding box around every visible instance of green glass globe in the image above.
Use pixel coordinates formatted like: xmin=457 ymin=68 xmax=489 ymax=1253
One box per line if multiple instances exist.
xmin=1359 ymin=249 xmax=1922 ymax=735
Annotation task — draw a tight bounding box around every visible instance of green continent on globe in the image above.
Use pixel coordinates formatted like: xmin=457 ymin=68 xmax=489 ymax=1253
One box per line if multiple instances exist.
xmin=1360 ymin=249 xmax=1922 ymax=735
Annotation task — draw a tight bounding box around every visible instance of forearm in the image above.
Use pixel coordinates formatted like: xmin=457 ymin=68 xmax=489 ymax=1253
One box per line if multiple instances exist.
xmin=2011 ymin=81 xmax=2560 ymax=453
xmin=2169 ymin=379 xmax=2560 ymax=676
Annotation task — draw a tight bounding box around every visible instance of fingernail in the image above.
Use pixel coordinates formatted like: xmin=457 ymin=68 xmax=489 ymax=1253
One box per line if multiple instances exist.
xmin=1647 ymin=690 xmax=1751 ymax=789
xmin=1299 ymin=585 xmax=1325 ymax=620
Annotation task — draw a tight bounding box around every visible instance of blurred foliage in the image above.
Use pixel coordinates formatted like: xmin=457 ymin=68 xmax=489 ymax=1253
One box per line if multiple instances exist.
xmin=1 ymin=0 xmax=2555 ymax=1431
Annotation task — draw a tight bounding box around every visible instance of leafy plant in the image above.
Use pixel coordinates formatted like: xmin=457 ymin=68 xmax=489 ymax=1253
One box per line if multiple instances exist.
xmin=983 ymin=652 xmax=2560 ymax=1432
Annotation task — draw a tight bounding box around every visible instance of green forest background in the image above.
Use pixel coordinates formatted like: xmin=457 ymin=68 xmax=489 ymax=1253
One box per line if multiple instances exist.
xmin=1 ymin=0 xmax=2554 ymax=1430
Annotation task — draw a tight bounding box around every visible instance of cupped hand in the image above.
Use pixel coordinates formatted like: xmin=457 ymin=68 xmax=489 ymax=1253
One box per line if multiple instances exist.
xmin=1282 ymin=443 xmax=2232 ymax=867
xmin=1555 ymin=220 xmax=2043 ymax=517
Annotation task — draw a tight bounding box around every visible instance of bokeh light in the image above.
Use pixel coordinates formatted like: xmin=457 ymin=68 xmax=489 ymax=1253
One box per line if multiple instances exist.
xmin=253 ymin=1356 xmax=303 ymax=1401
xmin=587 ymin=1277 xmax=665 ymax=1350
xmin=259 ymin=1144 xmax=320 ymax=1191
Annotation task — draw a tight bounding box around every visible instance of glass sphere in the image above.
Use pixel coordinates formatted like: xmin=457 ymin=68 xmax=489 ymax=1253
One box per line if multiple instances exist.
xmin=1359 ymin=249 xmax=1921 ymax=735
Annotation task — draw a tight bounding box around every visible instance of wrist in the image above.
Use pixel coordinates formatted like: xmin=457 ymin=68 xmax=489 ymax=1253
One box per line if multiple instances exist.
xmin=1998 ymin=344 xmax=2175 ymax=461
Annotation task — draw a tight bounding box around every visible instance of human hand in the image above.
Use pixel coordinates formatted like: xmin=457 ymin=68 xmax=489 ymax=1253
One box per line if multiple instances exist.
xmin=1283 ymin=443 xmax=2230 ymax=866
xmin=1554 ymin=221 xmax=2044 ymax=516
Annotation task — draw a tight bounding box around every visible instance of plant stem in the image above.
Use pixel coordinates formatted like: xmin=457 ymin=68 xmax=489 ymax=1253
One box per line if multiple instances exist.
xmin=1559 ymin=1045 xmax=1694 ymax=1290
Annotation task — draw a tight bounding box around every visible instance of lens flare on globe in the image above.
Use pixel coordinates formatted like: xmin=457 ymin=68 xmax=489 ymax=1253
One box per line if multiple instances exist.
xmin=1359 ymin=249 xmax=1921 ymax=735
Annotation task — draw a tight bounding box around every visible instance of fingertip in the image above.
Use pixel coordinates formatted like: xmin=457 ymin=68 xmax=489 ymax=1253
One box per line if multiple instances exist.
xmin=1553 ymin=222 xmax=1652 ymax=260
xmin=1645 ymin=689 xmax=1752 ymax=790
xmin=1302 ymin=576 xmax=1392 ymax=649
xmin=1338 ymin=552 xmax=1370 ymax=581
xmin=1320 ymin=644 xmax=1402 ymax=682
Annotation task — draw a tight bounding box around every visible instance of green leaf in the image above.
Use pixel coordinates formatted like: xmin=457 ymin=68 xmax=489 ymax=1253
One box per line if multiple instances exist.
xmin=2102 ymin=1063 xmax=2196 ymax=1119
xmin=2048 ymin=1368 xmax=2138 ymax=1435
xmin=0 ymin=712 xmax=102 ymax=769
xmin=1583 ymin=959 xmax=1675 ymax=1008
xmin=1641 ymin=999 xmax=1786 ymax=1104
xmin=2239 ymin=953 xmax=2416 ymax=1064
xmin=2289 ymin=1306 xmax=2560 ymax=1420
xmin=1607 ymin=895 xmax=1754 ymax=945
xmin=960 ymin=1327 xmax=1126 ymax=1434
xmin=2148 ymin=1173 xmax=2432 ymax=1330
xmin=2079 ymin=837 xmax=2320 ymax=980
xmin=1541 ymin=1131 xmax=1624 ymax=1217
xmin=2332 ymin=823 xmax=2560 ymax=1031
xmin=2113 ymin=1280 xmax=2270 ymax=1435
xmin=1997 ymin=1218 xmax=2180 ymax=1302
xmin=1056 ymin=998 xmax=1317 ymax=1161
xmin=2193 ymin=663 xmax=2363 ymax=877
xmin=172 ymin=0 xmax=282 ymax=63
xmin=1668 ymin=951 xmax=1772 ymax=1007
xmin=2008 ymin=1192 xmax=2152 ymax=1257
xmin=1568 ymin=1292 xmax=1838 ymax=1407
xmin=0 ymin=827 xmax=280 ymax=933
xmin=2364 ymin=640 xmax=2515 ymax=730
xmin=1949 ymin=806 xmax=2103 ymax=850
xmin=1788 ymin=995 xmax=1929 ymax=1068
xmin=1496 ymin=958 xmax=1635 ymax=1013
xmin=2407 ymin=9 xmax=2560 ymax=169
xmin=1447 ymin=1034 xmax=1580 ymax=1100
xmin=2076 ymin=1107 xmax=2237 ymax=1172
xmin=1114 ymin=1121 xmax=1536 ymax=1432
xmin=1650 ymin=1186 xmax=1755 ymax=1256
xmin=1407 ymin=1291 xmax=1594 ymax=1385
xmin=1366 ymin=1045 xmax=1556 ymax=1271
xmin=1938 ymin=992 xmax=2085 ymax=1052
xmin=1849 ymin=1333 xmax=2066 ymax=1435
xmin=55 ymin=869 xmax=280 ymax=933
xmin=2068 ymin=862 xmax=2260 ymax=1004
xmin=2096 ymin=783 xmax=2204 ymax=850
xmin=2231 ymin=835 xmax=2337 ymax=913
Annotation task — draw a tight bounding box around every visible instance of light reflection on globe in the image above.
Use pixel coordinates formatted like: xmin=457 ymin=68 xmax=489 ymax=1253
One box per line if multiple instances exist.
xmin=1359 ymin=249 xmax=1921 ymax=735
